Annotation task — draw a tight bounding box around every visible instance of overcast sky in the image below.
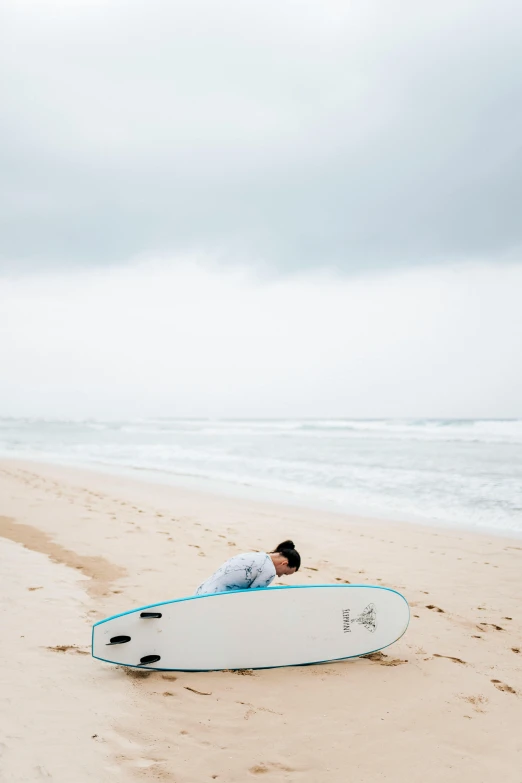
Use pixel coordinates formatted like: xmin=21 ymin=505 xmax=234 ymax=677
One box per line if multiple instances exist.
xmin=1 ymin=1 xmax=521 ymax=418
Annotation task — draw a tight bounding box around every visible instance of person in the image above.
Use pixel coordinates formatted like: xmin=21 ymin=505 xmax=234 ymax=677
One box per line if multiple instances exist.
xmin=195 ymin=540 xmax=301 ymax=596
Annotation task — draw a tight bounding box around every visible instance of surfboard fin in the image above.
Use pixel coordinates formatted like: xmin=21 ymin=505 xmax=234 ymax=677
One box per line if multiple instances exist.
xmin=106 ymin=635 xmax=131 ymax=645
xmin=140 ymin=655 xmax=161 ymax=665
xmin=140 ymin=612 xmax=162 ymax=619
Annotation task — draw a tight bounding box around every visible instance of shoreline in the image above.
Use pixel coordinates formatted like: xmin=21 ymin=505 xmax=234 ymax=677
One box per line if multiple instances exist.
xmin=3 ymin=452 xmax=521 ymax=541
xmin=1 ymin=458 xmax=521 ymax=782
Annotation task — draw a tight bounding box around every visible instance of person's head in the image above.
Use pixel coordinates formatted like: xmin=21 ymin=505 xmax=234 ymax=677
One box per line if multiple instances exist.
xmin=270 ymin=540 xmax=301 ymax=577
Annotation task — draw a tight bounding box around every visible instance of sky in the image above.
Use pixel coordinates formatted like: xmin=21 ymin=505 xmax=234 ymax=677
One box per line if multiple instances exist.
xmin=1 ymin=0 xmax=521 ymax=418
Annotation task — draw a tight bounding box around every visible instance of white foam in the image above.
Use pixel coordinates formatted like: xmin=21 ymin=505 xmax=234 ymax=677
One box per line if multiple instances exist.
xmin=1 ymin=417 xmax=521 ymax=533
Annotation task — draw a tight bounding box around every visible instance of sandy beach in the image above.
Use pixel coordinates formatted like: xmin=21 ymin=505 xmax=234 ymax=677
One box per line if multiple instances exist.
xmin=0 ymin=458 xmax=521 ymax=782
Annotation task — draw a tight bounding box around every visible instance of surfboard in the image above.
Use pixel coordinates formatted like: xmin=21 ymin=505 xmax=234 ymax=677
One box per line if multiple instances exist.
xmin=92 ymin=585 xmax=409 ymax=671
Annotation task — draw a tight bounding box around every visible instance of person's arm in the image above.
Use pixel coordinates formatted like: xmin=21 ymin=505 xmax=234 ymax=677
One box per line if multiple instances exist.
xmin=248 ymin=564 xmax=275 ymax=589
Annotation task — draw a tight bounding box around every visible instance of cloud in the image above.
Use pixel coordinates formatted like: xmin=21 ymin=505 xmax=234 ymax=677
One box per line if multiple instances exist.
xmin=1 ymin=0 xmax=522 ymax=274
xmin=2 ymin=261 xmax=521 ymax=418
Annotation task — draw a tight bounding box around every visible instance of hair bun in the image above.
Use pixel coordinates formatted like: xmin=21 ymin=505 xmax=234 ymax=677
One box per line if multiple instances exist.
xmin=273 ymin=540 xmax=301 ymax=571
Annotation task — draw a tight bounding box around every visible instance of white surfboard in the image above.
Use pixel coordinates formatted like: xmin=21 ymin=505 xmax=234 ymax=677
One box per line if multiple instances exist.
xmin=92 ymin=585 xmax=409 ymax=671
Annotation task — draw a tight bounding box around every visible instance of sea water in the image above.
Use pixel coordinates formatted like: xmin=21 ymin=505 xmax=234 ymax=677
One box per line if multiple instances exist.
xmin=1 ymin=418 xmax=521 ymax=535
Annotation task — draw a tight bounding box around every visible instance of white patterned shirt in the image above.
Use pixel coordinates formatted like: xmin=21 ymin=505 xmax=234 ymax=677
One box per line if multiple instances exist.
xmin=195 ymin=552 xmax=276 ymax=595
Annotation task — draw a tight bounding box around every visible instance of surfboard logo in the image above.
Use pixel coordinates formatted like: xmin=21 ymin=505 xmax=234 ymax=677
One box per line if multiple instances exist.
xmin=354 ymin=603 xmax=377 ymax=633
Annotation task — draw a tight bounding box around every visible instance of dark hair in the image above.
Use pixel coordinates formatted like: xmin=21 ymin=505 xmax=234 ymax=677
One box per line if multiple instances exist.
xmin=272 ymin=540 xmax=301 ymax=571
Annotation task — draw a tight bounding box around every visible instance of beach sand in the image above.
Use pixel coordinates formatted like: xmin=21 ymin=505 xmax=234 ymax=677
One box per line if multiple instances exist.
xmin=0 ymin=459 xmax=521 ymax=782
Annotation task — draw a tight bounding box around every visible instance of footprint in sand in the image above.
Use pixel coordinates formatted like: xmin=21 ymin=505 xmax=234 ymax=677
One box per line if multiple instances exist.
xmin=249 ymin=762 xmax=296 ymax=775
xmin=460 ymin=694 xmax=488 ymax=713
xmin=478 ymin=622 xmax=504 ymax=631
xmin=511 ymin=647 xmax=520 ymax=654
xmin=185 ymin=686 xmax=212 ymax=696
xmin=46 ymin=645 xmax=89 ymax=655
xmin=362 ymin=652 xmax=407 ymax=666
xmin=491 ymin=680 xmax=517 ymax=694
xmin=122 ymin=668 xmax=152 ymax=679
xmin=433 ymin=654 xmax=467 ymax=665
xmin=426 ymin=605 xmax=445 ymax=613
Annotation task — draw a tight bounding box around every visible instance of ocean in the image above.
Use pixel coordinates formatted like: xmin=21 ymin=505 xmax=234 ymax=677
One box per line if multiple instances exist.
xmin=1 ymin=418 xmax=521 ymax=535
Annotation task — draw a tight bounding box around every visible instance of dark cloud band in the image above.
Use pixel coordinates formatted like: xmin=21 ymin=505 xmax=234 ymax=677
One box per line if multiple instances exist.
xmin=1 ymin=0 xmax=522 ymax=273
